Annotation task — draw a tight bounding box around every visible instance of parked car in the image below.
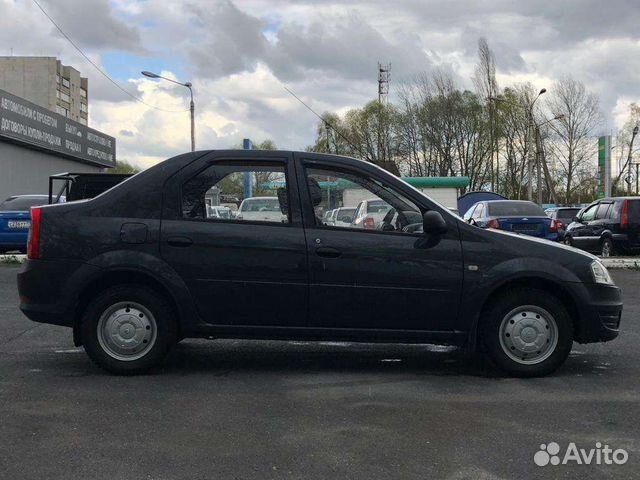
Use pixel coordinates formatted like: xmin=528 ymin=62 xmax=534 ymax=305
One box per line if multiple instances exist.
xmin=545 ymin=207 xmax=581 ymax=241
xmin=207 ymin=205 xmax=232 ymax=219
xmin=0 ymin=195 xmax=56 ymax=253
xmin=322 ymin=209 xmax=335 ymax=225
xmin=236 ymin=196 xmax=286 ymax=223
xmin=351 ymin=199 xmax=392 ymax=229
xmin=332 ymin=207 xmax=356 ymax=228
xmin=563 ymin=197 xmax=640 ymax=257
xmin=18 ymin=150 xmax=621 ymax=377
xmin=463 ymin=200 xmax=560 ymax=241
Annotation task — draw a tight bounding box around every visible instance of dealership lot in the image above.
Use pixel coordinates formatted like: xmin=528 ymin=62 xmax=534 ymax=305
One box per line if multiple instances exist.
xmin=1 ymin=264 xmax=638 ymax=479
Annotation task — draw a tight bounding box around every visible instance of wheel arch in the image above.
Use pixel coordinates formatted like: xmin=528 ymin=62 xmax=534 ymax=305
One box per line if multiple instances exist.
xmin=72 ymin=269 xmax=184 ymax=346
xmin=469 ymin=276 xmax=581 ymax=351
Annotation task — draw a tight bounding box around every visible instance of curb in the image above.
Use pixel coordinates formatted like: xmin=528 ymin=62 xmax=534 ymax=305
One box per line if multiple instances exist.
xmin=0 ymin=254 xmax=26 ymax=264
xmin=601 ymin=258 xmax=640 ymax=269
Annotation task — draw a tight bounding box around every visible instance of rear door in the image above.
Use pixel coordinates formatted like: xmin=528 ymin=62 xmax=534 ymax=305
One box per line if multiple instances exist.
xmin=160 ymin=152 xmax=308 ymax=327
xmin=297 ymin=156 xmax=463 ymax=332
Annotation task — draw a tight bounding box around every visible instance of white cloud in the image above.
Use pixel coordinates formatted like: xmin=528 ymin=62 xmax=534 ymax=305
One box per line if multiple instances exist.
xmin=1 ymin=0 xmax=639 ymax=168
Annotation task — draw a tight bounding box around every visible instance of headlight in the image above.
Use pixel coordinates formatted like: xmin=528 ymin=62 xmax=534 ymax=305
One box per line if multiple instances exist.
xmin=591 ymin=260 xmax=614 ymax=285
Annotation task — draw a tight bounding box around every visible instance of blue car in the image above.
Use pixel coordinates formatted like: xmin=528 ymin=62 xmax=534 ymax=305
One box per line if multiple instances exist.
xmin=0 ymin=195 xmax=52 ymax=253
xmin=463 ymin=200 xmax=560 ymax=241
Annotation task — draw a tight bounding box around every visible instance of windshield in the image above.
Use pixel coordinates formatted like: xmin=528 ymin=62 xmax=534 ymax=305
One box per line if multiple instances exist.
xmin=488 ymin=201 xmax=545 ymax=217
xmin=557 ymin=208 xmax=580 ymax=220
xmin=0 ymin=196 xmax=48 ymax=211
xmin=336 ymin=208 xmax=355 ymax=221
xmin=240 ymin=198 xmax=280 ymax=212
xmin=366 ymin=200 xmax=390 ymax=213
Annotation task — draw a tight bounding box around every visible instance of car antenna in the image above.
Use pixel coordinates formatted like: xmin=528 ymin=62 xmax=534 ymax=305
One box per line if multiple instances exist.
xmin=282 ymin=85 xmax=376 ymax=165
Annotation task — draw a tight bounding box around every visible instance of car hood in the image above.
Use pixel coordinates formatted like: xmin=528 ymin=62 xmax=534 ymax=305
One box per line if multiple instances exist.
xmin=479 ymin=225 xmax=598 ymax=262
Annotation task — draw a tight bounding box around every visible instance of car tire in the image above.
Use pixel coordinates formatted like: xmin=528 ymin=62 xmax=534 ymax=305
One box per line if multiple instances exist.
xmin=480 ymin=288 xmax=574 ymax=377
xmin=563 ymin=236 xmax=573 ymax=247
xmin=601 ymin=238 xmax=614 ymax=258
xmin=81 ymin=284 xmax=177 ymax=375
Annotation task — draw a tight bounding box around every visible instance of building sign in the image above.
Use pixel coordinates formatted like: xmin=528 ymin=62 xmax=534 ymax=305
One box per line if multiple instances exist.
xmin=597 ymin=136 xmax=611 ymax=198
xmin=0 ymin=88 xmax=115 ymax=167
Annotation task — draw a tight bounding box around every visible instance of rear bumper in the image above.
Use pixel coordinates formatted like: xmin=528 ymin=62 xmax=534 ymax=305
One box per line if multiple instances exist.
xmin=572 ymin=282 xmax=622 ymax=343
xmin=18 ymin=258 xmax=100 ymax=328
xmin=0 ymin=231 xmax=28 ymax=248
xmin=611 ymin=233 xmax=640 ymax=253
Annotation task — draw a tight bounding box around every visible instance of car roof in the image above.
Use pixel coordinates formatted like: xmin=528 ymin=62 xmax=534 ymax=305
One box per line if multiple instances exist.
xmin=242 ymin=196 xmax=278 ymax=200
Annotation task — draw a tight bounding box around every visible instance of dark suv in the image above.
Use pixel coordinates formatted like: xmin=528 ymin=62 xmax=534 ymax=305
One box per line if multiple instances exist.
xmin=563 ymin=197 xmax=640 ymax=257
xmin=17 ymin=151 xmax=622 ymax=377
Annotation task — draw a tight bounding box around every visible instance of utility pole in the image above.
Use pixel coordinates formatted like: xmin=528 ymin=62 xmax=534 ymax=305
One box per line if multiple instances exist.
xmin=377 ymin=63 xmax=390 ymax=162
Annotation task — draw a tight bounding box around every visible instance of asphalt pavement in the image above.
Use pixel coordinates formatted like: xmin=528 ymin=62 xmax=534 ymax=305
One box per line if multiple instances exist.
xmin=0 ymin=265 xmax=638 ymax=479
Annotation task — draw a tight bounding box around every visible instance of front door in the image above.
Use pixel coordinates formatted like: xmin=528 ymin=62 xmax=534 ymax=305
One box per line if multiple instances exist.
xmin=160 ymin=154 xmax=308 ymax=327
xmin=297 ymin=158 xmax=463 ymax=332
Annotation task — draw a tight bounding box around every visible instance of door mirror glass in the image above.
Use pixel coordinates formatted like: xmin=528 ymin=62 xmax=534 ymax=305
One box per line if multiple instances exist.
xmin=423 ymin=211 xmax=448 ymax=235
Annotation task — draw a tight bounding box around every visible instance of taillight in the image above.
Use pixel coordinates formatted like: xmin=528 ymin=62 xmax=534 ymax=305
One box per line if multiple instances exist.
xmin=486 ymin=219 xmax=500 ymax=229
xmin=27 ymin=207 xmax=41 ymax=259
xmin=620 ymin=200 xmax=629 ymax=229
xmin=549 ymin=219 xmax=561 ymax=232
xmin=363 ymin=216 xmax=376 ymax=229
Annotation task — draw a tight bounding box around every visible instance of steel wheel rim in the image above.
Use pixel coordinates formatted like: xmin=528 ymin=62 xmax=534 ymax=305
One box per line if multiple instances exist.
xmin=97 ymin=301 xmax=157 ymax=361
xmin=602 ymin=241 xmax=611 ymax=257
xmin=499 ymin=305 xmax=558 ymax=365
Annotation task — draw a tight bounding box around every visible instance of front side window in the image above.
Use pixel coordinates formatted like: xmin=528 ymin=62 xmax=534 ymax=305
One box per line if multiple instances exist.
xmin=305 ymin=167 xmax=421 ymax=233
xmin=581 ymin=204 xmax=598 ymax=222
xmin=182 ymin=163 xmax=289 ymax=224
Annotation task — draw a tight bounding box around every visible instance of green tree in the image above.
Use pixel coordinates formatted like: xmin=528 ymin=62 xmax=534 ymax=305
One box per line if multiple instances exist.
xmin=110 ymin=160 xmax=141 ymax=174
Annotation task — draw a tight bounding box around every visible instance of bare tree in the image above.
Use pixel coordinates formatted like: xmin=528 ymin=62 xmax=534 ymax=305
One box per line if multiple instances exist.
xmin=474 ymin=38 xmax=499 ymax=191
xmin=546 ymin=77 xmax=602 ymax=203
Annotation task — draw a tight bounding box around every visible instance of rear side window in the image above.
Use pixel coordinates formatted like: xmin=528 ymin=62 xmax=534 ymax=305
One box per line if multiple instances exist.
xmin=595 ymin=203 xmax=612 ymax=220
xmin=627 ymin=200 xmax=640 ymax=221
xmin=0 ymin=196 xmax=48 ymax=211
xmin=182 ymin=163 xmax=290 ymax=224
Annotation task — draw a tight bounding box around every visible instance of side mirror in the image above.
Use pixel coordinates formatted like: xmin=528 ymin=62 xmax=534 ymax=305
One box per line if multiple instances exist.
xmin=423 ymin=211 xmax=448 ymax=235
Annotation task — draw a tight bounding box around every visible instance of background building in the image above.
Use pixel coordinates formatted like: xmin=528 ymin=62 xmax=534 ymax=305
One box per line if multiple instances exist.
xmin=0 ymin=88 xmax=114 ymax=200
xmin=0 ymin=56 xmax=88 ymax=125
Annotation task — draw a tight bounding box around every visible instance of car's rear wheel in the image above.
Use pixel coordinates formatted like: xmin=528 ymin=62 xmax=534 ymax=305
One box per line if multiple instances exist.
xmin=601 ymin=238 xmax=614 ymax=258
xmin=81 ymin=284 xmax=177 ymax=375
xmin=480 ymin=288 xmax=574 ymax=377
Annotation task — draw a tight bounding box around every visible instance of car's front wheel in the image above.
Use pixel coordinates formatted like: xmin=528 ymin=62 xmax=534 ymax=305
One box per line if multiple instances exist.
xmin=481 ymin=288 xmax=574 ymax=377
xmin=563 ymin=236 xmax=573 ymax=247
xmin=601 ymin=238 xmax=614 ymax=258
xmin=81 ymin=284 xmax=177 ymax=375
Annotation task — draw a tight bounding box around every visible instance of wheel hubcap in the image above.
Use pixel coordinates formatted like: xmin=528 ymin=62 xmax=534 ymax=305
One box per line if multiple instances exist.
xmin=97 ymin=302 xmax=157 ymax=361
xmin=499 ymin=306 xmax=558 ymax=365
xmin=602 ymin=243 xmax=610 ymax=257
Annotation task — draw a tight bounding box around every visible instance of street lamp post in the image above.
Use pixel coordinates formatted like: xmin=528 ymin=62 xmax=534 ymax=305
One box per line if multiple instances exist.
xmin=141 ymin=71 xmax=195 ymax=152
xmin=527 ymin=88 xmax=546 ymax=201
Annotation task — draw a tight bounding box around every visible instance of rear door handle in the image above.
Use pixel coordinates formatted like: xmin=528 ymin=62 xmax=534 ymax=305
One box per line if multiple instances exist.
xmin=315 ymin=246 xmax=341 ymax=258
xmin=167 ymin=236 xmax=193 ymax=247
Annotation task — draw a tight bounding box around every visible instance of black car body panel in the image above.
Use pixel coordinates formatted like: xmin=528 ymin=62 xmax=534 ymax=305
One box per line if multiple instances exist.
xmin=18 ymin=150 xmax=622 ymax=350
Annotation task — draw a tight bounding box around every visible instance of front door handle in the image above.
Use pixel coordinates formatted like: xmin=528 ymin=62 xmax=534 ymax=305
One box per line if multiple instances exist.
xmin=167 ymin=236 xmax=193 ymax=247
xmin=315 ymin=246 xmax=341 ymax=258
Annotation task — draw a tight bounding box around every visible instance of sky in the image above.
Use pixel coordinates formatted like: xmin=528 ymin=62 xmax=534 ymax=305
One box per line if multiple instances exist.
xmin=1 ymin=0 xmax=639 ymax=168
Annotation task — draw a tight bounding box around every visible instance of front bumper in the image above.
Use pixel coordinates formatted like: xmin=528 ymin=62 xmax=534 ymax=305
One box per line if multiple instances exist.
xmin=572 ymin=282 xmax=622 ymax=343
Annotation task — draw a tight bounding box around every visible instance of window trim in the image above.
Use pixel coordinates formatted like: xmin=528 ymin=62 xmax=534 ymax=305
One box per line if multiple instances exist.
xmin=179 ymin=159 xmax=296 ymax=227
xmin=300 ymin=163 xmax=425 ymax=237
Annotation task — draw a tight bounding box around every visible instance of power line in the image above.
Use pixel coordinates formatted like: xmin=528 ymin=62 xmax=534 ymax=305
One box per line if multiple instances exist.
xmin=32 ymin=0 xmax=189 ymax=113
xmin=282 ymin=85 xmax=373 ymax=163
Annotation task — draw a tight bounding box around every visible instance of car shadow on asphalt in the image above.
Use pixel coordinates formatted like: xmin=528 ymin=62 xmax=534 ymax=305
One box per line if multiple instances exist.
xmin=139 ymin=339 xmax=611 ymax=379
